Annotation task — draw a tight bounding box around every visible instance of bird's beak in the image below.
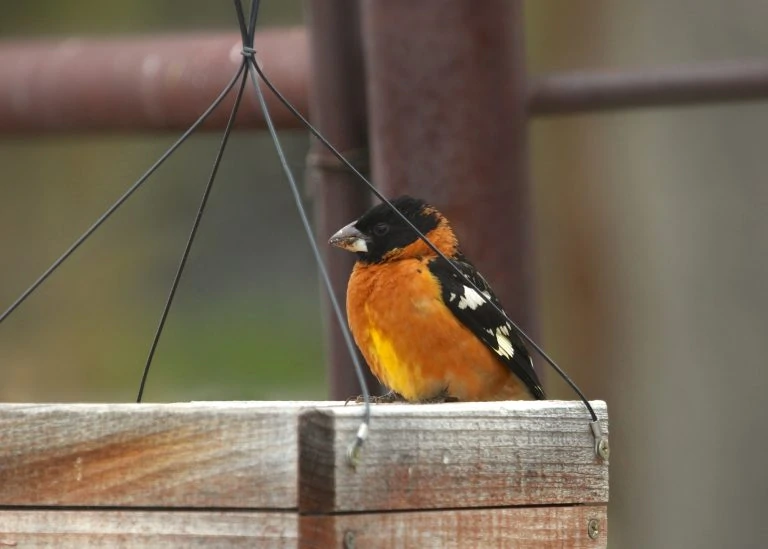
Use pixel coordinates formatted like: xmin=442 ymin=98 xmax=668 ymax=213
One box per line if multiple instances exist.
xmin=329 ymin=221 xmax=368 ymax=253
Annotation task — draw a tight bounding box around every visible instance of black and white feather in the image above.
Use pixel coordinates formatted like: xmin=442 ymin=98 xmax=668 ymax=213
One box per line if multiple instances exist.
xmin=428 ymin=256 xmax=546 ymax=400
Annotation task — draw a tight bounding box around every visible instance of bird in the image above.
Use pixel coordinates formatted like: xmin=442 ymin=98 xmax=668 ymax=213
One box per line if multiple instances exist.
xmin=329 ymin=195 xmax=545 ymax=403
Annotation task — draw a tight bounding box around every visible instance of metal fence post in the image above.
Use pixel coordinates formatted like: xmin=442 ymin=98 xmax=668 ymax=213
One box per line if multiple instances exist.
xmin=361 ymin=0 xmax=539 ymax=348
xmin=306 ymin=0 xmax=380 ymax=399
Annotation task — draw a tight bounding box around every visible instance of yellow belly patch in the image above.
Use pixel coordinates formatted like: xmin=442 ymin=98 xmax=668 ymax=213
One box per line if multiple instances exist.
xmin=367 ymin=325 xmax=419 ymax=400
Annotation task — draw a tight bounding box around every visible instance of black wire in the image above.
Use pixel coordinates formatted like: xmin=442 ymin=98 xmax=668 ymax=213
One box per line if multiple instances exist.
xmin=0 ymin=63 xmax=246 ymax=328
xmin=247 ymin=0 xmax=261 ymax=38
xmin=136 ymin=61 xmax=249 ymax=403
xmin=232 ymin=0 xmax=260 ymax=46
xmin=233 ymin=0 xmax=251 ymax=46
xmin=235 ymin=0 xmax=371 ymax=451
xmin=252 ymin=61 xmax=597 ymax=422
xmin=246 ymin=58 xmax=371 ymax=441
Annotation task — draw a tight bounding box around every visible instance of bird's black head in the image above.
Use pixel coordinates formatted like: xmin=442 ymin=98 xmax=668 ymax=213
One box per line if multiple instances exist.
xmin=329 ymin=196 xmax=455 ymax=264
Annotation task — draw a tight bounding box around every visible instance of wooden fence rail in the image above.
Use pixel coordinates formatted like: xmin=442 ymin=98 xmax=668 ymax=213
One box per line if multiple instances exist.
xmin=0 ymin=400 xmax=608 ymax=548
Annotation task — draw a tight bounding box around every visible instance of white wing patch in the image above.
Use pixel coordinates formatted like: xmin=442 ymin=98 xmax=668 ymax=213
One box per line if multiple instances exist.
xmin=494 ymin=329 xmax=515 ymax=359
xmin=449 ymin=292 xmax=457 ymax=302
xmin=457 ymin=286 xmax=486 ymax=310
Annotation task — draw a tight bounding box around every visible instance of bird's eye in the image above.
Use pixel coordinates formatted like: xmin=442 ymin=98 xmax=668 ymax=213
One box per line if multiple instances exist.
xmin=372 ymin=222 xmax=390 ymax=236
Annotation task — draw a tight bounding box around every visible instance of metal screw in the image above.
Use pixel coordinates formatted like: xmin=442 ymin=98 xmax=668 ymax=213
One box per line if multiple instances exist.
xmin=590 ymin=421 xmax=610 ymax=461
xmin=597 ymin=437 xmax=610 ymax=460
xmin=343 ymin=530 xmax=356 ymax=549
xmin=587 ymin=519 xmax=600 ymax=540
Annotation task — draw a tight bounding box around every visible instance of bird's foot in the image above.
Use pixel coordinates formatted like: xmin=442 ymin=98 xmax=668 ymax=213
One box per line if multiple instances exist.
xmin=420 ymin=388 xmax=459 ymax=404
xmin=345 ymin=390 xmax=404 ymax=405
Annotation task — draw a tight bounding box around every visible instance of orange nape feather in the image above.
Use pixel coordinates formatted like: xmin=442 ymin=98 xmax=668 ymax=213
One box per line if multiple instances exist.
xmin=379 ymin=212 xmax=458 ymax=262
xmin=346 ymin=237 xmax=533 ymax=402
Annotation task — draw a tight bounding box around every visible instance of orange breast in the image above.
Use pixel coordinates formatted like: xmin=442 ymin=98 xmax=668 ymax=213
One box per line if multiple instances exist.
xmin=346 ymin=258 xmax=532 ymax=402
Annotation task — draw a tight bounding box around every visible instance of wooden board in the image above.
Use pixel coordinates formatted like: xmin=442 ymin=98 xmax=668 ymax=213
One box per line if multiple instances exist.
xmin=299 ymin=505 xmax=607 ymax=549
xmin=0 ymin=510 xmax=296 ymax=548
xmin=0 ymin=401 xmax=323 ymax=509
xmin=0 ymin=400 xmax=609 ymax=546
xmin=299 ymin=400 xmax=608 ymax=513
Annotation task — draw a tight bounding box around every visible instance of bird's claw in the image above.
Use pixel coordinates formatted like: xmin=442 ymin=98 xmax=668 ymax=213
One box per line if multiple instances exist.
xmin=421 ymin=395 xmax=459 ymax=403
xmin=344 ymin=390 xmax=404 ymax=405
xmin=419 ymin=387 xmax=459 ymax=404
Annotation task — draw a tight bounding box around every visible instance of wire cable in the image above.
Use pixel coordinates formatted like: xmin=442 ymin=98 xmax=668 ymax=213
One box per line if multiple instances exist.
xmin=137 ymin=62 xmax=249 ymax=403
xmin=0 ymin=64 xmax=246 ymax=327
xmin=235 ymin=0 xmax=371 ymax=462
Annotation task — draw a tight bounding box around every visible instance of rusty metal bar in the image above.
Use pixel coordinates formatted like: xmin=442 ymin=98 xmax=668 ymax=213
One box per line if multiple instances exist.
xmin=2 ymin=30 xmax=768 ymax=133
xmin=305 ymin=1 xmax=379 ymax=399
xmin=529 ymin=59 xmax=768 ymax=115
xmin=0 ymin=30 xmax=308 ymax=133
xmin=361 ymin=0 xmax=539 ymax=338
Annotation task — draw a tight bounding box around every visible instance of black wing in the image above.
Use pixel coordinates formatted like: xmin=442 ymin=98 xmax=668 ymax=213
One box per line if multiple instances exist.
xmin=427 ymin=256 xmax=545 ymax=399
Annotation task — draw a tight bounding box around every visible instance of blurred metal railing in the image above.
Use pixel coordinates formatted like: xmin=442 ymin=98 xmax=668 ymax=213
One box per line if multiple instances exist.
xmin=529 ymin=59 xmax=768 ymax=115
xmin=2 ymin=30 xmax=767 ymax=134
xmin=0 ymin=30 xmax=308 ymax=133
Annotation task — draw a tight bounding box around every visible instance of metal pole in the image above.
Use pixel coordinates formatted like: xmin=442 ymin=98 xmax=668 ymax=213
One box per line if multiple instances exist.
xmin=529 ymin=60 xmax=768 ymax=115
xmin=2 ymin=32 xmax=768 ymax=134
xmin=0 ymin=30 xmax=308 ymax=134
xmin=361 ymin=0 xmax=539 ymax=341
xmin=306 ymin=1 xmax=379 ymax=399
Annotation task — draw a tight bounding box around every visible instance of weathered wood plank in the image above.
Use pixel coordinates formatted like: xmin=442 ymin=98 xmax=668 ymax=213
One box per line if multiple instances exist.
xmin=299 ymin=400 xmax=608 ymax=513
xmin=299 ymin=505 xmax=607 ymax=549
xmin=0 ymin=401 xmax=323 ymax=508
xmin=0 ymin=510 xmax=296 ymax=548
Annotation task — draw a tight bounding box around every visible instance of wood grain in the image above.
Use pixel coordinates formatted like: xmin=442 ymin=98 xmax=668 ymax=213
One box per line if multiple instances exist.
xmin=0 ymin=400 xmax=609 ymax=546
xmin=0 ymin=510 xmax=296 ymax=548
xmin=299 ymin=400 xmax=608 ymax=513
xmin=300 ymin=505 xmax=607 ymax=549
xmin=0 ymin=401 xmax=322 ymax=508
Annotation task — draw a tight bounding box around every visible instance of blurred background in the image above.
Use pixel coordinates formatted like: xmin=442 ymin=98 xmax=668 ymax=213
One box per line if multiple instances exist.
xmin=0 ymin=2 xmax=321 ymax=402
xmin=1 ymin=1 xmax=767 ymax=548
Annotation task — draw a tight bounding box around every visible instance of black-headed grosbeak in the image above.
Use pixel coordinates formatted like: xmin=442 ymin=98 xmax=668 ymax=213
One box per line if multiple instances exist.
xmin=329 ymin=196 xmax=545 ymax=402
